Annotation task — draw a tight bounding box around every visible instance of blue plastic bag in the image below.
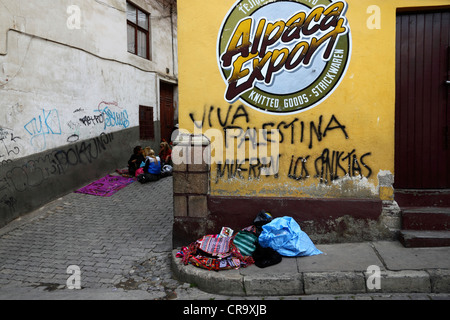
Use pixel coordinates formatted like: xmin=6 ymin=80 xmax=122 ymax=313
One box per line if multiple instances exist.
xmin=258 ymin=216 xmax=323 ymax=257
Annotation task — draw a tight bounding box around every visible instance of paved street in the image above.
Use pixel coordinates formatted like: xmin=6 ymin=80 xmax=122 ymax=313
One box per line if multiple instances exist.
xmin=0 ymin=175 xmax=449 ymax=301
xmin=0 ymin=174 xmax=176 ymax=299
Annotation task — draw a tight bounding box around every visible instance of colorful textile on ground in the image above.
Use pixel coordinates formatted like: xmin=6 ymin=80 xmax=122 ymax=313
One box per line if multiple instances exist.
xmin=197 ymin=235 xmax=232 ymax=258
xmin=177 ymin=234 xmax=254 ymax=271
xmin=74 ymin=174 xmax=135 ymax=197
xmin=232 ymin=231 xmax=258 ymax=256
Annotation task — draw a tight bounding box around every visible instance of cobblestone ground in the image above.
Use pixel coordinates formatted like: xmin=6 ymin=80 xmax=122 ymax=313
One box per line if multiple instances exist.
xmin=0 ymin=175 xmax=449 ymax=300
xmin=0 ymin=174 xmax=177 ymax=299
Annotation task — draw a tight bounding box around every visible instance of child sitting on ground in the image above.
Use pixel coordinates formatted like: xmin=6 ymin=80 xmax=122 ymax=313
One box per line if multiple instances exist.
xmin=137 ymin=147 xmax=161 ymax=183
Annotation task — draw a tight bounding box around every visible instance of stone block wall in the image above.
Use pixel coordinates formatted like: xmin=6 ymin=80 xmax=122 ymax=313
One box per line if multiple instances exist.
xmin=172 ymin=135 xmax=211 ymax=247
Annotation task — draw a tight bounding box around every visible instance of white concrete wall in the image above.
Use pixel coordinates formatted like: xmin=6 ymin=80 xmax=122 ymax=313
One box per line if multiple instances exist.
xmin=0 ymin=0 xmax=177 ymax=162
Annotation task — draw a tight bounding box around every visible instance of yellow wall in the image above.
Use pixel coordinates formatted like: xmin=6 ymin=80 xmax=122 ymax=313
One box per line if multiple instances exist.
xmin=177 ymin=0 xmax=449 ymax=199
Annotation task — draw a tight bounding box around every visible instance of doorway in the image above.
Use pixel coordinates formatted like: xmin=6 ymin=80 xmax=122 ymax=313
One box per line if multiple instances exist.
xmin=395 ymin=9 xmax=450 ymax=189
xmin=160 ymin=81 xmax=175 ymax=143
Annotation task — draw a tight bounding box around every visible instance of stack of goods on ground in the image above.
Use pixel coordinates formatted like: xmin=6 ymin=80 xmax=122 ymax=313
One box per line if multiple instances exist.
xmin=176 ymin=211 xmax=323 ymax=271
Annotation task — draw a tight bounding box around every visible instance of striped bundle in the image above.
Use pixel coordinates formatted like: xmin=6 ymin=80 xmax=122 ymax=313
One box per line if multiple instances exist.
xmin=197 ymin=235 xmax=232 ymax=258
xmin=232 ymin=231 xmax=258 ymax=257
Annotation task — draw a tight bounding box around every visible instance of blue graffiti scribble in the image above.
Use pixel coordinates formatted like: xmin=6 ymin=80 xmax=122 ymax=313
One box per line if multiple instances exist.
xmin=97 ymin=106 xmax=129 ymax=130
xmin=24 ymin=109 xmax=61 ymax=150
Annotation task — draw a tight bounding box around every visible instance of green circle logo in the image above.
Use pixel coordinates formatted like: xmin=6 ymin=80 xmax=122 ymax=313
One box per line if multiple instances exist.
xmin=218 ymin=0 xmax=351 ymax=114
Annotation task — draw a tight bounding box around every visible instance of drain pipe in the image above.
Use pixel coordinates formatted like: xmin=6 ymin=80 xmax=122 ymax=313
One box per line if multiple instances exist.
xmin=170 ymin=2 xmax=175 ymax=77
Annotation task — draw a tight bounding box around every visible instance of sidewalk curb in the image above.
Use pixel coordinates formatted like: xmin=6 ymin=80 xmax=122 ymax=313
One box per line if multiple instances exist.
xmin=171 ymin=250 xmax=450 ymax=296
xmin=304 ymin=271 xmax=366 ymax=295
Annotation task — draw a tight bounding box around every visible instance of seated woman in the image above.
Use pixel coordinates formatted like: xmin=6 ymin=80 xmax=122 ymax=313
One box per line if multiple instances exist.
xmin=139 ymin=147 xmax=161 ymax=182
xmin=159 ymin=141 xmax=172 ymax=166
xmin=127 ymin=146 xmax=145 ymax=177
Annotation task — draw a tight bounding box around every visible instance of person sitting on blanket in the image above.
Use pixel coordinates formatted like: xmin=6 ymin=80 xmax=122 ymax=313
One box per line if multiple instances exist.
xmin=159 ymin=141 xmax=172 ymax=166
xmin=142 ymin=147 xmax=161 ymax=181
xmin=127 ymin=146 xmax=145 ymax=177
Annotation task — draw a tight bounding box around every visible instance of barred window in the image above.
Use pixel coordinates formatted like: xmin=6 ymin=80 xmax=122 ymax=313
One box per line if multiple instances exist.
xmin=139 ymin=106 xmax=154 ymax=140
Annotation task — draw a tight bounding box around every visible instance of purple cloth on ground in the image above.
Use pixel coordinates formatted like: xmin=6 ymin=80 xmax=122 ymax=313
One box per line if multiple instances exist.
xmin=74 ymin=174 xmax=135 ymax=197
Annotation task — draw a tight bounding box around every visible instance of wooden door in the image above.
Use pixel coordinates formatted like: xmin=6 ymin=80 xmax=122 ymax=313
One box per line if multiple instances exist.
xmin=395 ymin=10 xmax=450 ymax=189
xmin=160 ymin=82 xmax=174 ymax=143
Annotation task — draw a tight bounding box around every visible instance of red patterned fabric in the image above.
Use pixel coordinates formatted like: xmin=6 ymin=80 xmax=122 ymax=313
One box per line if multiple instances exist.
xmin=178 ymin=233 xmax=254 ymax=271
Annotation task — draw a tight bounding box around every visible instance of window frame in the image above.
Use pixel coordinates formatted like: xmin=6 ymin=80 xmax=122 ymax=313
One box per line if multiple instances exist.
xmin=126 ymin=1 xmax=151 ymax=60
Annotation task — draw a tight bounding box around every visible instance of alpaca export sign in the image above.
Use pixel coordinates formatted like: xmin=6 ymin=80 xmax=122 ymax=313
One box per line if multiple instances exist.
xmin=218 ymin=0 xmax=352 ymax=114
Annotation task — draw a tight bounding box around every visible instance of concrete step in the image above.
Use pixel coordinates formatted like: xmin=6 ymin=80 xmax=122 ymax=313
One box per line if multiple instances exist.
xmin=401 ymin=207 xmax=450 ymax=231
xmin=399 ymin=230 xmax=450 ymax=248
xmin=395 ymin=189 xmax=450 ymax=208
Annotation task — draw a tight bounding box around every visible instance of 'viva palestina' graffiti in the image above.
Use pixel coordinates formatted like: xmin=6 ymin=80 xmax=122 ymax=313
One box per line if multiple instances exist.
xmin=189 ymin=105 xmax=348 ymax=149
xmin=186 ymin=104 xmax=372 ymax=184
xmin=218 ymin=0 xmax=351 ymax=114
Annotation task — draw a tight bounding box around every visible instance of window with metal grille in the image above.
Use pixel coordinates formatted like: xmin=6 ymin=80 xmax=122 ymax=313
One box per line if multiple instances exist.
xmin=127 ymin=2 xmax=151 ymax=60
xmin=139 ymin=105 xmax=154 ymax=140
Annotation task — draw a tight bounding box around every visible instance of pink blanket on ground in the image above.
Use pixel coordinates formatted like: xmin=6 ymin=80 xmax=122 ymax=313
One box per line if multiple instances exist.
xmin=74 ymin=174 xmax=135 ymax=197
